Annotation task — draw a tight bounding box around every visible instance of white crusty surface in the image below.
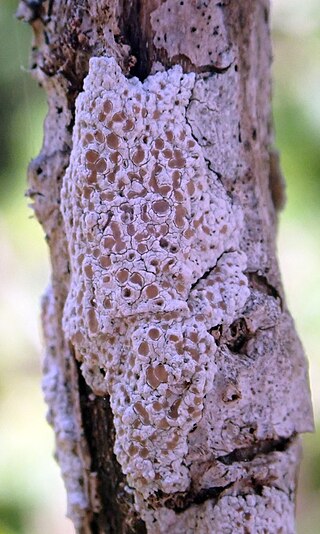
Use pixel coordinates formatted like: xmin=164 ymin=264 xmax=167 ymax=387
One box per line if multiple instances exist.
xmin=139 ymin=487 xmax=295 ymax=534
xmin=61 ymin=57 xmax=249 ymax=499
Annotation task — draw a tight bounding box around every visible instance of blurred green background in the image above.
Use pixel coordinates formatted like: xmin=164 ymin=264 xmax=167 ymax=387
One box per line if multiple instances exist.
xmin=0 ymin=1 xmax=319 ymax=532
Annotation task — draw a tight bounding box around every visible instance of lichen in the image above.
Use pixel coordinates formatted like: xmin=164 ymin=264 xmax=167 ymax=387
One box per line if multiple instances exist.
xmin=61 ymin=57 xmax=249 ymax=500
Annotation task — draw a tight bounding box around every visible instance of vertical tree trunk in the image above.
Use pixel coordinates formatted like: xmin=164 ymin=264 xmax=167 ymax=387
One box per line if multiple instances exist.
xmin=19 ymin=0 xmax=313 ymax=532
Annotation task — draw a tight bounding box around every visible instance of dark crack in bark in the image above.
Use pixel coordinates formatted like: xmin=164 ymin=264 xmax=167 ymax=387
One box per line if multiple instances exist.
xmin=216 ymin=435 xmax=295 ymax=466
xmin=189 ymin=250 xmax=234 ymax=294
xmin=247 ymin=271 xmax=283 ymax=308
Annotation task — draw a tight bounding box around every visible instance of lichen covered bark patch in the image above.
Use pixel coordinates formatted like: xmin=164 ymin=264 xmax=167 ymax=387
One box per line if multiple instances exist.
xmin=61 ymin=57 xmax=249 ymax=499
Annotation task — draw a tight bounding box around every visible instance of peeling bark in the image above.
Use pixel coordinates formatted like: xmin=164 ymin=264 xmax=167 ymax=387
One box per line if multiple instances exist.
xmin=19 ymin=0 xmax=313 ymax=532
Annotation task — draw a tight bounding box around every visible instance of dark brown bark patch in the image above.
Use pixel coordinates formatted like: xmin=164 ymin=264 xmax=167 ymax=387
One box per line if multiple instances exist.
xmin=78 ymin=367 xmax=147 ymax=534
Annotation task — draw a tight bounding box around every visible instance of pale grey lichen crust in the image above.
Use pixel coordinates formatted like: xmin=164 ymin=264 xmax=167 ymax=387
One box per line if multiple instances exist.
xmin=61 ymin=57 xmax=249 ymax=499
xmin=139 ymin=486 xmax=295 ymax=534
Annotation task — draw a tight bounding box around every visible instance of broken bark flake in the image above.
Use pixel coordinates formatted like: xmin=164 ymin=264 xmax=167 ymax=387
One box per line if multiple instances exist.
xmin=22 ymin=0 xmax=313 ymax=532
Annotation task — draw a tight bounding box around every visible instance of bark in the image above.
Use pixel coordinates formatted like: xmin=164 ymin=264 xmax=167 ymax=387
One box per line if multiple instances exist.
xmin=18 ymin=0 xmax=313 ymax=532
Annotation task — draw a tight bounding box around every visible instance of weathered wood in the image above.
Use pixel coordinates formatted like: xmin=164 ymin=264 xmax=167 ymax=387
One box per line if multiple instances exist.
xmin=19 ymin=0 xmax=313 ymax=532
